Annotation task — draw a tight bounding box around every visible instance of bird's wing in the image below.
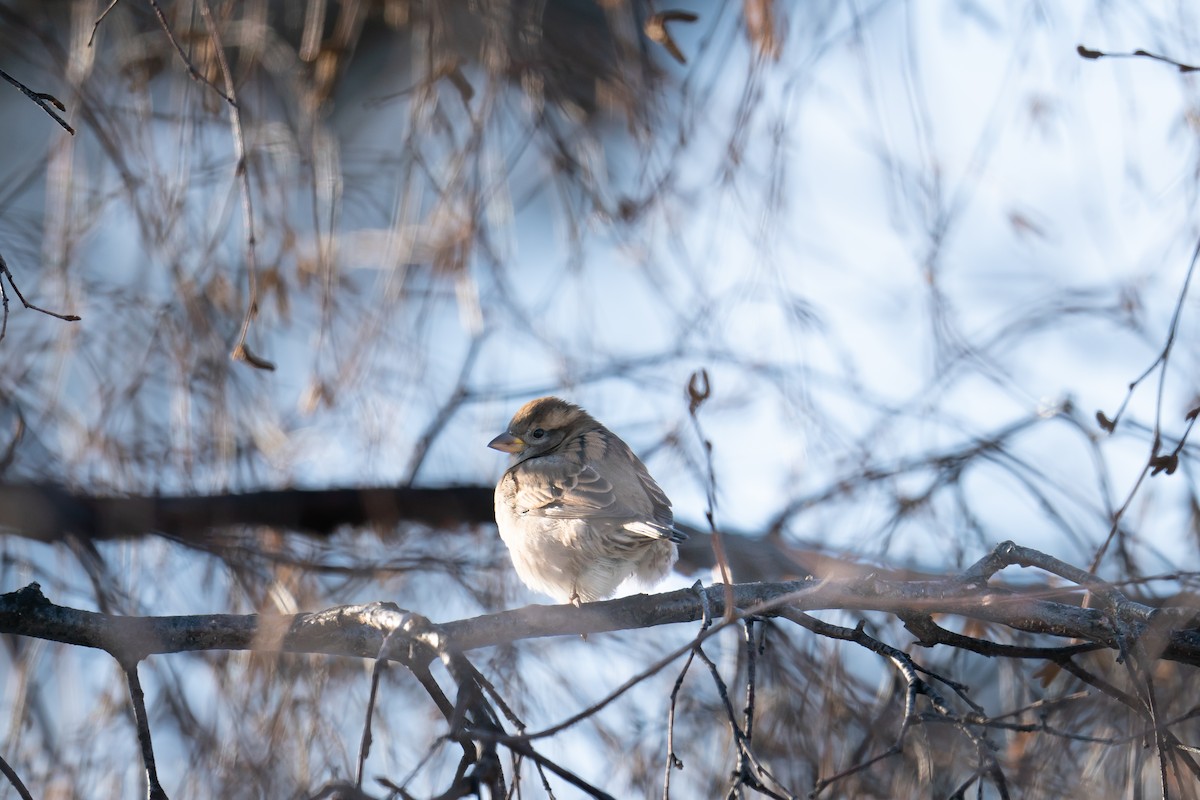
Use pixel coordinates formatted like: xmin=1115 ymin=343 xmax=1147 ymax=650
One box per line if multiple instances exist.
xmin=511 ymin=455 xmax=613 ymax=515
xmin=511 ymin=432 xmax=680 ymax=541
xmin=629 ymin=454 xmax=678 ymax=536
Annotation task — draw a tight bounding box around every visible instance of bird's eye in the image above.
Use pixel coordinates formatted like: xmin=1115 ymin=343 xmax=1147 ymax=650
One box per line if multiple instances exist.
xmin=531 ymin=428 xmax=546 ymax=439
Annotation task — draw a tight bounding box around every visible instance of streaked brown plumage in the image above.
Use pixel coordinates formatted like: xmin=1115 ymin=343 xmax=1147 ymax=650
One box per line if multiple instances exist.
xmin=488 ymin=397 xmax=685 ymax=604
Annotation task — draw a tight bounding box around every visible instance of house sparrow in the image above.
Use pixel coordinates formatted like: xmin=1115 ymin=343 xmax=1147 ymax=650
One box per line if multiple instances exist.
xmin=488 ymin=397 xmax=685 ymax=605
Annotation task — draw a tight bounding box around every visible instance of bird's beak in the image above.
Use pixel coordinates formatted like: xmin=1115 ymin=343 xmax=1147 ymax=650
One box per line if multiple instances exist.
xmin=488 ymin=432 xmax=525 ymax=454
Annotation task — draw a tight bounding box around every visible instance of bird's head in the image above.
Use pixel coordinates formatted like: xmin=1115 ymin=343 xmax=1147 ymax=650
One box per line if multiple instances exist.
xmin=488 ymin=396 xmax=597 ymax=461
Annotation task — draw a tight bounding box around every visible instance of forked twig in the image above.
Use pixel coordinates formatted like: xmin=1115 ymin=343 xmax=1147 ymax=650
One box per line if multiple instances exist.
xmin=0 ymin=67 xmax=74 ymax=134
xmin=1090 ymin=232 xmax=1200 ymax=572
xmin=142 ymin=0 xmax=235 ymax=104
xmin=0 ymin=253 xmax=81 ymax=344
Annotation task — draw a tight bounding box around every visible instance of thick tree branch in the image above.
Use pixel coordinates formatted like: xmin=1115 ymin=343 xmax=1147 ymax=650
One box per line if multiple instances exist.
xmin=0 ymin=483 xmax=495 ymax=541
xmin=2 ymin=555 xmax=1196 ymax=664
xmin=0 ymin=482 xmax=842 ymax=583
xmin=0 ymin=483 xmax=1026 ymax=586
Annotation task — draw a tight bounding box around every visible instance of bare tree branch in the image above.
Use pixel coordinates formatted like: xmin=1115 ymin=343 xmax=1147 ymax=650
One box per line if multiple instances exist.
xmin=6 ymin=544 xmax=1189 ymax=671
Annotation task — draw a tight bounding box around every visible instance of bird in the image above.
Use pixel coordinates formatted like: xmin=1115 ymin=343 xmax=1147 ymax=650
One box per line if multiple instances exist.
xmin=488 ymin=396 xmax=686 ymax=605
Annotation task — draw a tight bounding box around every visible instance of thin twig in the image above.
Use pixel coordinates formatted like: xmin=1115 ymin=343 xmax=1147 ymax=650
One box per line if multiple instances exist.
xmin=355 ymin=629 xmax=399 ymax=787
xmin=88 ymin=0 xmax=122 ymax=46
xmin=692 ymin=644 xmax=791 ymax=799
xmin=0 ymin=752 xmax=33 ymax=800
xmin=0 ymin=252 xmax=81 ymax=344
xmin=686 ymin=369 xmax=735 ymax=618
xmin=143 ymin=0 xmax=235 ymax=104
xmin=404 ymin=332 xmax=487 ymax=482
xmin=742 ymin=619 xmax=762 ymax=744
xmin=1093 ymin=232 xmax=1200 ymax=568
xmin=193 ymin=0 xmax=273 ymax=370
xmin=123 ymin=660 xmax=170 ymax=800
xmin=1077 ymin=44 xmax=1200 ymax=73
xmin=663 ymin=584 xmax=712 ymax=799
xmin=662 ymin=647 xmax=696 ymax=800
xmin=0 ymin=67 xmax=74 ymax=134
